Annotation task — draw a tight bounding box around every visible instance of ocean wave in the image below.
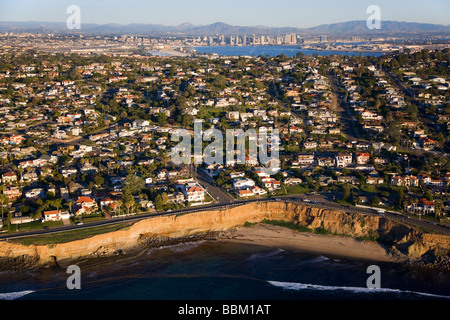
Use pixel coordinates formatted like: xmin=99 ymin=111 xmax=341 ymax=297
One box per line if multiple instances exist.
xmin=248 ymin=248 xmax=285 ymax=261
xmin=293 ymin=255 xmax=331 ymax=267
xmin=148 ymin=241 xmax=205 ymax=254
xmin=0 ymin=290 xmax=35 ymax=300
xmin=267 ymin=281 xmax=450 ymax=299
xmin=168 ymin=241 xmax=205 ymax=253
xmin=308 ymin=255 xmax=330 ymax=263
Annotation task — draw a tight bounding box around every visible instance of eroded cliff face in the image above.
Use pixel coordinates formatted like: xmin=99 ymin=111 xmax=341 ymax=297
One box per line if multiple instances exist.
xmin=0 ymin=202 xmax=449 ymax=269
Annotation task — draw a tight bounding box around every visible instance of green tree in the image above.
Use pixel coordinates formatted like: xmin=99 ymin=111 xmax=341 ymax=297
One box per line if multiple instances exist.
xmin=154 ymin=194 xmax=164 ymax=210
xmin=397 ymin=188 xmax=405 ymax=208
xmin=31 ymin=207 xmax=43 ymax=220
xmin=122 ymin=190 xmax=135 ymax=214
xmin=424 ymin=190 xmax=433 ymax=201
xmin=6 ymin=211 xmax=13 ymax=228
xmin=342 ymin=184 xmax=351 ymax=201
xmin=156 ymin=113 xmax=168 ymax=125
xmin=371 ymin=196 xmax=381 ymax=206
xmin=122 ymin=173 xmax=145 ymax=195
xmin=94 ymin=175 xmax=105 ymax=186
xmin=0 ymin=194 xmax=9 ymax=221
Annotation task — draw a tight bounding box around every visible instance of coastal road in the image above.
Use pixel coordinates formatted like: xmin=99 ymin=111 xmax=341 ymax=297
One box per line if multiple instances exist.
xmin=1 ymin=193 xmax=449 ymax=241
xmin=194 ymin=165 xmax=234 ymax=205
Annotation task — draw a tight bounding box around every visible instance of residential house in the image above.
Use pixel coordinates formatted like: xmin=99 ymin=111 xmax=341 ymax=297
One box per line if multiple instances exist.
xmin=317 ymin=155 xmax=335 ymax=167
xmin=425 ymin=179 xmax=448 ymax=188
xmin=297 ymin=153 xmax=315 ymax=165
xmin=261 ymin=176 xmax=281 ymax=190
xmin=24 ymin=188 xmax=46 ymax=199
xmin=355 ymin=152 xmax=370 ymax=165
xmin=21 ymin=170 xmax=39 ymax=183
xmin=229 ymin=172 xmax=245 ymax=179
xmin=366 ymin=177 xmax=384 ymax=185
xmin=249 ymin=185 xmax=267 ymax=196
xmin=391 ymin=175 xmax=419 ymax=187
xmin=407 ymin=199 xmax=435 ymax=215
xmin=245 ymin=155 xmax=259 ymax=167
xmin=184 ymin=185 xmax=205 ymax=203
xmin=237 ymin=189 xmax=254 ymax=198
xmin=303 ymin=140 xmax=317 ymax=150
xmin=2 ymin=187 xmax=21 ymax=201
xmin=283 ymin=177 xmax=303 ymax=185
xmin=420 ymin=137 xmax=436 ymax=150
xmin=337 ymin=176 xmax=357 ymax=185
xmin=75 ymin=196 xmax=98 ymax=214
xmin=1 ymin=171 xmax=17 ymax=184
xmin=61 ymin=167 xmax=78 ymax=178
xmin=335 ymin=153 xmax=353 ymax=168
xmin=43 ymin=210 xmax=71 ymax=222
xmin=233 ymin=178 xmax=256 ymax=190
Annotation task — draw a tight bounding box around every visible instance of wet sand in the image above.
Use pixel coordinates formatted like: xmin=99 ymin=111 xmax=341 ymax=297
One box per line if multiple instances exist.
xmin=220 ymin=224 xmax=401 ymax=263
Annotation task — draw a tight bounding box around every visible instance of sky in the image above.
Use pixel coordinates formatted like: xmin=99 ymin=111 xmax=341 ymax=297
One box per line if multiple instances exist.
xmin=0 ymin=0 xmax=449 ymax=28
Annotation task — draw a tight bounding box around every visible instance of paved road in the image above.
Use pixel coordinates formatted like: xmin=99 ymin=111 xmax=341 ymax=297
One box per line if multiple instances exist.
xmin=328 ymin=73 xmax=361 ymax=140
xmin=1 ymin=193 xmax=449 ymax=241
xmin=195 ymin=167 xmax=234 ymax=205
xmin=382 ymin=67 xmax=449 ymax=155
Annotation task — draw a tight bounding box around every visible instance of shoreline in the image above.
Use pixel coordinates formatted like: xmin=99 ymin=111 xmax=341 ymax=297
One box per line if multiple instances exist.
xmin=1 ymin=201 xmax=449 ymax=272
xmin=217 ymin=224 xmax=403 ymax=264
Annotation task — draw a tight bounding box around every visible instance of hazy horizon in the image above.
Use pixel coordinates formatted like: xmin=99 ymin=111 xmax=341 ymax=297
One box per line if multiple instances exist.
xmin=0 ymin=19 xmax=449 ymax=29
xmin=0 ymin=0 xmax=449 ymax=29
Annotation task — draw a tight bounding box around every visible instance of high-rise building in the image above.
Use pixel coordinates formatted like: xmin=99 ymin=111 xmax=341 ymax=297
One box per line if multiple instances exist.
xmin=320 ymin=35 xmax=328 ymax=43
xmin=284 ymin=33 xmax=296 ymax=45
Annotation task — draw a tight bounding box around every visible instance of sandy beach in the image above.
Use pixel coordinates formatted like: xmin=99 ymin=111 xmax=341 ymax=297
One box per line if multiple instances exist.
xmin=221 ymin=224 xmax=401 ymax=263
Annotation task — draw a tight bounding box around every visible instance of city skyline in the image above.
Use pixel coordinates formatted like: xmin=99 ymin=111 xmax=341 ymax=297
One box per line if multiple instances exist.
xmin=0 ymin=0 xmax=449 ymax=29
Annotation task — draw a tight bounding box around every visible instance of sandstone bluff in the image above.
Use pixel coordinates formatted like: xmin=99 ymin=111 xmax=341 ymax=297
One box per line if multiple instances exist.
xmin=0 ymin=202 xmax=449 ymax=270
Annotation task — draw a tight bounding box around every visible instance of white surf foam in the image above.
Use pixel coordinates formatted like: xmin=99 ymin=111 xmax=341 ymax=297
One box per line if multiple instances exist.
xmin=0 ymin=290 xmax=35 ymax=300
xmin=248 ymin=248 xmax=285 ymax=261
xmin=267 ymin=281 xmax=450 ymax=299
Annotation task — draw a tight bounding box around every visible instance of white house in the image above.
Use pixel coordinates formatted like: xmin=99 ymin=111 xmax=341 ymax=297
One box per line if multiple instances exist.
xmin=43 ymin=210 xmax=71 ymax=222
xmin=233 ymin=178 xmax=256 ymax=190
xmin=335 ymin=153 xmax=353 ymax=168
xmin=184 ymin=185 xmax=205 ymax=203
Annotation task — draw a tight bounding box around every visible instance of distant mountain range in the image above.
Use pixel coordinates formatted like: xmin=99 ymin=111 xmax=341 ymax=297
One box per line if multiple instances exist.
xmin=0 ymin=20 xmax=449 ymax=36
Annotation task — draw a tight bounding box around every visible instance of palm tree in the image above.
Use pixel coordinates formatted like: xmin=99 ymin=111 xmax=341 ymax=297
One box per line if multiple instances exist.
xmin=67 ymin=200 xmax=74 ymax=214
xmin=115 ymin=199 xmax=122 ymax=216
xmin=0 ymin=194 xmax=9 ymax=221
xmin=434 ymin=200 xmax=443 ymax=219
xmin=402 ymin=197 xmax=411 ymax=213
xmin=6 ymin=211 xmax=13 ymax=229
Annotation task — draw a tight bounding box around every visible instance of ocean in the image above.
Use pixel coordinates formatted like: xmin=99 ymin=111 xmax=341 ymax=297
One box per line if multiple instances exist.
xmin=192 ymin=45 xmax=386 ymax=57
xmin=0 ymin=241 xmax=449 ymax=301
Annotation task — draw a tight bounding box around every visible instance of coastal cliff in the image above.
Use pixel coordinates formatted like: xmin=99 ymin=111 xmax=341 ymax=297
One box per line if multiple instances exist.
xmin=0 ymin=202 xmax=449 ymax=270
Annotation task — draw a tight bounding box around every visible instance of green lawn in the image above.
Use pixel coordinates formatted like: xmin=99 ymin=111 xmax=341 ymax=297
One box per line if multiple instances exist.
xmin=285 ymin=184 xmax=310 ymax=194
xmin=361 ymin=184 xmax=377 ymax=193
xmin=79 ymin=213 xmax=107 ymax=223
xmin=9 ymin=222 xmax=134 ymax=246
xmin=2 ymin=220 xmax=64 ymax=233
